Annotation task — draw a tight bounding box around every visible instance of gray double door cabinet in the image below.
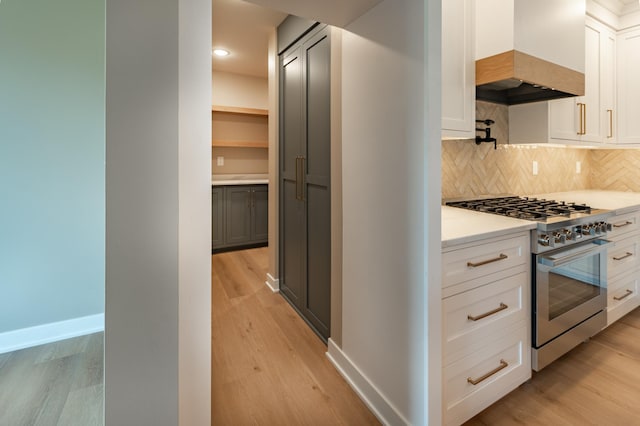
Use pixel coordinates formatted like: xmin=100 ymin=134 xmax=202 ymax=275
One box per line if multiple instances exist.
xmin=279 ymin=22 xmax=331 ymax=342
xmin=212 ymin=185 xmax=268 ymax=251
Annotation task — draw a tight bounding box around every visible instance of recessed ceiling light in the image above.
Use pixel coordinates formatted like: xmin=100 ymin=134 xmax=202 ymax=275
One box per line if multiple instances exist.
xmin=213 ymin=49 xmax=230 ymax=57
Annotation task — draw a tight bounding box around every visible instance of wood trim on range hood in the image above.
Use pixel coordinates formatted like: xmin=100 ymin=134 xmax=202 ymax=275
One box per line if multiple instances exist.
xmin=476 ymin=50 xmax=585 ymax=105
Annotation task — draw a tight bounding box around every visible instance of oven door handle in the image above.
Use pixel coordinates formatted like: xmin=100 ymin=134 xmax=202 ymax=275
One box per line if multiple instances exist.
xmin=538 ymin=239 xmax=613 ymax=270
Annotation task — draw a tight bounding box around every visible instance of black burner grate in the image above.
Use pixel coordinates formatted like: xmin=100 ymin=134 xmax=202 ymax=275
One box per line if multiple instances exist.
xmin=446 ymin=196 xmax=592 ymax=221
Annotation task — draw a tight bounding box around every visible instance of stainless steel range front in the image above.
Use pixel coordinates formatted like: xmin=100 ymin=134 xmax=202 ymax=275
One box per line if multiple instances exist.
xmin=446 ymin=196 xmax=614 ymax=371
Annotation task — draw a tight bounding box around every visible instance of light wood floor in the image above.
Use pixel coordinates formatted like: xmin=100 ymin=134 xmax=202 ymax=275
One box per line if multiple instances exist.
xmin=466 ymin=306 xmax=640 ymax=425
xmin=9 ymin=250 xmax=640 ymax=425
xmin=0 ymin=332 xmax=103 ymax=426
xmin=212 ymin=247 xmax=380 ymax=425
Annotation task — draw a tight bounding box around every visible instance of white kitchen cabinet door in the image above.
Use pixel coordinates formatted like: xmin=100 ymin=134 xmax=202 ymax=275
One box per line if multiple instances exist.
xmin=442 ymin=0 xmax=475 ymax=139
xmin=602 ymin=29 xmax=616 ymax=143
xmin=511 ymin=18 xmax=615 ymax=146
xmin=616 ymin=28 xmax=640 ymax=145
xmin=549 ymin=20 xmax=609 ymax=144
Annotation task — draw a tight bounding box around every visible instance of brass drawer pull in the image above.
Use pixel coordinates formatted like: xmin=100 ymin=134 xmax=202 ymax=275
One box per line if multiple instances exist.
xmin=613 ymin=221 xmax=633 ymax=228
xmin=467 ymin=253 xmax=508 ymax=268
xmin=613 ymin=252 xmax=633 ymax=261
xmin=467 ymin=303 xmax=508 ymax=322
xmin=467 ymin=359 xmax=509 ymax=386
xmin=614 ymin=289 xmax=634 ymax=301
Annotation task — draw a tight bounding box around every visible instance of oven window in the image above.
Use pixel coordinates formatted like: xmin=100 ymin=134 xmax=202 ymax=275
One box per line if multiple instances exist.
xmin=548 ymin=254 xmax=602 ymax=320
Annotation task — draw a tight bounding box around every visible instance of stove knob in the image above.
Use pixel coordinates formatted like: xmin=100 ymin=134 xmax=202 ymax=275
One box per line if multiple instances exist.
xmin=538 ymin=234 xmax=550 ymax=247
xmin=562 ymin=229 xmax=575 ymax=241
xmin=553 ymin=232 xmax=566 ymax=245
xmin=601 ymin=221 xmax=612 ymax=232
xmin=582 ymin=225 xmax=595 ymax=236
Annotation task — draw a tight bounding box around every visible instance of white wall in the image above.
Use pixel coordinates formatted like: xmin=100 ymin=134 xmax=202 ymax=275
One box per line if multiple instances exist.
xmin=105 ymin=0 xmax=211 ymax=424
xmin=338 ymin=0 xmax=439 ymax=423
xmin=212 ymin=70 xmax=268 ymax=109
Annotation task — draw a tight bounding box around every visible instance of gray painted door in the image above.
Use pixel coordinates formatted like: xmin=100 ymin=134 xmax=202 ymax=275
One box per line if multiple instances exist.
xmin=279 ymin=25 xmax=331 ymax=341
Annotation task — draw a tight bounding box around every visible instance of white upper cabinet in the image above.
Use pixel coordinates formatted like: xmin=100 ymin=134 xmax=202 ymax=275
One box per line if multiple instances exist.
xmin=510 ymin=17 xmax=616 ymax=145
xmin=616 ymin=28 xmax=640 ymax=144
xmin=550 ymin=19 xmax=613 ymax=144
xmin=442 ymin=0 xmax=475 ymax=139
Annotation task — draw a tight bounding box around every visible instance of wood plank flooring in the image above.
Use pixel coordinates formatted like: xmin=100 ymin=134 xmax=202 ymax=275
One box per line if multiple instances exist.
xmin=466 ymin=307 xmax=640 ymax=425
xmin=9 ymin=249 xmax=640 ymax=425
xmin=212 ymin=247 xmax=380 ymax=425
xmin=0 ymin=332 xmax=103 ymax=426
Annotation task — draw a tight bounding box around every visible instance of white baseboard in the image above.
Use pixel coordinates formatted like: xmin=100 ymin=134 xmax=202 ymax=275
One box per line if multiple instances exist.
xmin=265 ymin=273 xmax=279 ymax=293
xmin=326 ymin=338 xmax=409 ymax=426
xmin=0 ymin=313 xmax=104 ymax=354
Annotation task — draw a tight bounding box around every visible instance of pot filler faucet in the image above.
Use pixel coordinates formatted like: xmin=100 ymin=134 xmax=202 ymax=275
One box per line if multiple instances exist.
xmin=475 ymin=119 xmax=497 ymax=149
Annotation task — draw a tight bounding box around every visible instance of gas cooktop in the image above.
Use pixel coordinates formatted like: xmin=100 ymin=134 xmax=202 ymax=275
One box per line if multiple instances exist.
xmin=446 ymin=196 xmax=594 ymax=221
xmin=445 ymin=195 xmax=612 ymax=234
xmin=446 ymin=195 xmax=614 ymax=253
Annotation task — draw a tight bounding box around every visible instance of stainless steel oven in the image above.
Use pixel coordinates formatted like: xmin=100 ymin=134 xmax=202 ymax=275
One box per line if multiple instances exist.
xmin=445 ymin=196 xmax=614 ymax=371
xmin=532 ymin=238 xmax=612 ymax=371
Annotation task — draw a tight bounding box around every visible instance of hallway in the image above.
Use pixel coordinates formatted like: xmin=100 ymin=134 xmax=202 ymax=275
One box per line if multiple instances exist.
xmin=212 ymin=247 xmax=379 ymax=424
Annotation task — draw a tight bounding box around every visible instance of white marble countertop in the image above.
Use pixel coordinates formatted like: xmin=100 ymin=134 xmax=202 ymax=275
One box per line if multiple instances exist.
xmin=211 ymin=174 xmax=268 ymax=186
xmin=531 ymin=190 xmax=640 ymax=215
xmin=441 ymin=205 xmax=536 ymax=248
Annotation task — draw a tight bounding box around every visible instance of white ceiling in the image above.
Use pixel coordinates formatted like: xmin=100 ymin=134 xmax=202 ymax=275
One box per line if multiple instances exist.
xmin=212 ymin=0 xmax=287 ymax=78
xmin=212 ymin=0 xmax=383 ymax=79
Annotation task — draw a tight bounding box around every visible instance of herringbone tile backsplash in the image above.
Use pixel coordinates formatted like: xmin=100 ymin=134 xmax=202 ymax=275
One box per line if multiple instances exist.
xmin=591 ymin=150 xmax=640 ymax=192
xmin=442 ymin=141 xmax=591 ymax=199
xmin=443 ymin=100 xmax=640 ymax=199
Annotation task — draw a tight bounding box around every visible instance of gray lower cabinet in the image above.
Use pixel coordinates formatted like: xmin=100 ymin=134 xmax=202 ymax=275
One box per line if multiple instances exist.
xmin=212 ymin=184 xmax=268 ymax=250
xmin=251 ymin=185 xmax=269 ymax=242
xmin=212 ymin=187 xmax=224 ymax=247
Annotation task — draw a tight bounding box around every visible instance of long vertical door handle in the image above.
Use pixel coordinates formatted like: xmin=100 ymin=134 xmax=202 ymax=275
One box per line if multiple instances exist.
xmin=296 ymin=156 xmax=300 ymax=201
xmin=607 ymin=109 xmax=613 ymax=138
xmin=299 ymin=157 xmax=305 ymax=202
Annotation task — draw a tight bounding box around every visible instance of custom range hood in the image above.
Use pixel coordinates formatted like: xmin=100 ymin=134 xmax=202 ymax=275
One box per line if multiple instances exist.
xmin=475 ymin=0 xmax=586 ymax=105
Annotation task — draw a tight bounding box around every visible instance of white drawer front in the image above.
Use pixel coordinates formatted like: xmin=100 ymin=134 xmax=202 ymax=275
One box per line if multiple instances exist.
xmin=443 ymin=272 xmax=528 ymax=363
xmin=442 ymin=234 xmax=528 ymax=289
xmin=443 ymin=324 xmax=531 ymax=426
xmin=607 ymin=272 xmax=640 ymax=326
xmin=608 ymin=211 xmax=640 ymax=240
xmin=607 ymin=236 xmax=640 ymax=280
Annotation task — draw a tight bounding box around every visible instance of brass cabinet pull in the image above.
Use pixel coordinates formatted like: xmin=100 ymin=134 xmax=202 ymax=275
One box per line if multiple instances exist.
xmin=613 ymin=221 xmax=633 ymax=228
xmin=607 ymin=109 xmax=613 ymax=138
xmin=613 ymin=252 xmax=633 ymax=261
xmin=294 ymin=156 xmax=305 ymax=202
xmin=467 ymin=303 xmax=508 ymax=322
xmin=577 ymin=103 xmax=585 ymax=135
xmin=295 ymin=157 xmax=299 ymax=200
xmin=295 ymin=156 xmax=304 ymax=201
xmin=467 ymin=253 xmax=508 ymax=268
xmin=467 ymin=359 xmax=509 ymax=385
xmin=614 ymin=289 xmax=634 ymax=301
